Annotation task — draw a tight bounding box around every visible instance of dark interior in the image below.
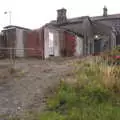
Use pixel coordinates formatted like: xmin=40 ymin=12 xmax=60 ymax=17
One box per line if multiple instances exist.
xmin=94 ymin=39 xmax=102 ymax=54
xmin=116 ymin=34 xmax=120 ymax=46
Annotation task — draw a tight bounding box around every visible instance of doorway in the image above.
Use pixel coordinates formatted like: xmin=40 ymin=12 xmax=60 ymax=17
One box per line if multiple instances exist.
xmin=49 ymin=32 xmax=54 ymax=56
xmin=116 ymin=34 xmax=120 ymax=46
xmin=94 ymin=39 xmax=103 ymax=54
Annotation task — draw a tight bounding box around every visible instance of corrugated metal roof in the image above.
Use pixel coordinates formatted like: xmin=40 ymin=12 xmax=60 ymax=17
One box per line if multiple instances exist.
xmin=4 ymin=25 xmax=31 ymax=31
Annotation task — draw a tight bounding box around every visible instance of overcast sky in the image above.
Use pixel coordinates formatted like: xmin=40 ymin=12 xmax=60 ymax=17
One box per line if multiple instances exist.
xmin=0 ymin=0 xmax=120 ymax=30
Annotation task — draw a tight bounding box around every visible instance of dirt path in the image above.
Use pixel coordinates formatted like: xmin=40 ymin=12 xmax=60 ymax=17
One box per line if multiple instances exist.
xmin=0 ymin=57 xmax=77 ymax=116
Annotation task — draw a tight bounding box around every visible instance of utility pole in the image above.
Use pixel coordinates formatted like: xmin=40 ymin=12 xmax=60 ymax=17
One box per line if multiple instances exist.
xmin=4 ymin=10 xmax=13 ymax=69
xmin=4 ymin=11 xmax=12 ymax=25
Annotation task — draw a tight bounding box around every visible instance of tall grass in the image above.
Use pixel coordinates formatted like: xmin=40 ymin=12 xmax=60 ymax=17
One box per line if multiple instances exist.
xmin=10 ymin=56 xmax=120 ymax=120
xmin=75 ymin=56 xmax=120 ymax=92
xmin=39 ymin=57 xmax=120 ymax=120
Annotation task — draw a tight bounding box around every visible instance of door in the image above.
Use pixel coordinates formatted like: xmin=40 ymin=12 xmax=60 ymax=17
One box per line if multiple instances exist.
xmin=49 ymin=32 xmax=54 ymax=56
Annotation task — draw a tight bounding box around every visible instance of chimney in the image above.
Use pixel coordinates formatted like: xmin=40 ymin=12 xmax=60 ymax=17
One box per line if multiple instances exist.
xmin=57 ymin=8 xmax=67 ymax=24
xmin=103 ymin=6 xmax=108 ymax=16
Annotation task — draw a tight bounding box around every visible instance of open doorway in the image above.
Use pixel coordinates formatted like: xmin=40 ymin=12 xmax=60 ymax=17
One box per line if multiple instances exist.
xmin=116 ymin=34 xmax=120 ymax=46
xmin=94 ymin=39 xmax=103 ymax=54
xmin=49 ymin=32 xmax=54 ymax=56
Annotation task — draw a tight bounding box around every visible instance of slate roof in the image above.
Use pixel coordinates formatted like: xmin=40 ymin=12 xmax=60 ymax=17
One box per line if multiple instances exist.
xmin=91 ymin=14 xmax=120 ymax=21
xmin=47 ymin=13 xmax=120 ymax=36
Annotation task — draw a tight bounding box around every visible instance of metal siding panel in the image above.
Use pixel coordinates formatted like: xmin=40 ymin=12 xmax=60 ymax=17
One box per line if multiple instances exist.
xmin=38 ymin=27 xmax=44 ymax=59
xmin=6 ymin=29 xmax=16 ymax=57
xmin=16 ymin=28 xmax=24 ymax=57
xmin=44 ymin=27 xmax=49 ymax=58
xmin=64 ymin=32 xmax=76 ymax=56
xmin=53 ymin=30 xmax=60 ymax=57
xmin=26 ymin=28 xmax=43 ymax=58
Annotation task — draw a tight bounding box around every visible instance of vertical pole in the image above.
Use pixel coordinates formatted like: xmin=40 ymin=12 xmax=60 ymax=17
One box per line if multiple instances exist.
xmin=6 ymin=31 xmax=12 ymax=66
xmin=10 ymin=47 xmax=13 ymax=68
xmin=9 ymin=11 xmax=12 ymax=25
xmin=4 ymin=11 xmax=12 ymax=25
xmin=92 ymin=39 xmax=94 ymax=54
xmin=10 ymin=48 xmax=12 ymax=64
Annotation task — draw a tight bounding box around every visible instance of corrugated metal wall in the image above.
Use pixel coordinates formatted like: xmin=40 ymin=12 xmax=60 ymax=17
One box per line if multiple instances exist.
xmin=59 ymin=31 xmax=65 ymax=57
xmin=0 ymin=34 xmax=6 ymax=57
xmin=38 ymin=27 xmax=44 ymax=59
xmin=4 ymin=29 xmax=16 ymax=57
xmin=26 ymin=27 xmax=44 ymax=58
xmin=15 ymin=28 xmax=25 ymax=57
xmin=64 ymin=31 xmax=76 ymax=56
xmin=44 ymin=27 xmax=49 ymax=58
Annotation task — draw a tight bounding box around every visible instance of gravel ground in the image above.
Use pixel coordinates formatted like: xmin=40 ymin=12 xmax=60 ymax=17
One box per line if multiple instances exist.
xmin=0 ymin=57 xmax=77 ymax=117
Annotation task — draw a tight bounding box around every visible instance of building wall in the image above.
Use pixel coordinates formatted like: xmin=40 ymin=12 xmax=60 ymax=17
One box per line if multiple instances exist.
xmin=2 ymin=28 xmax=30 ymax=58
xmin=38 ymin=27 xmax=44 ymax=59
xmin=53 ymin=30 xmax=60 ymax=57
xmin=15 ymin=28 xmax=25 ymax=57
xmin=26 ymin=31 xmax=39 ymax=57
xmin=59 ymin=31 xmax=65 ymax=56
xmin=0 ymin=34 xmax=6 ymax=57
xmin=44 ymin=27 xmax=49 ymax=58
xmin=26 ymin=28 xmax=44 ymax=58
xmin=23 ymin=30 xmax=30 ymax=57
xmin=4 ymin=28 xmax=16 ymax=57
xmin=44 ymin=27 xmax=84 ymax=58
xmin=64 ymin=31 xmax=76 ymax=57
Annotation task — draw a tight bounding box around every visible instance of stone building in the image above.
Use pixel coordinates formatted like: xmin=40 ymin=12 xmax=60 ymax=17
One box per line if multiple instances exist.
xmin=44 ymin=6 xmax=120 ymax=58
xmin=1 ymin=6 xmax=120 ymax=59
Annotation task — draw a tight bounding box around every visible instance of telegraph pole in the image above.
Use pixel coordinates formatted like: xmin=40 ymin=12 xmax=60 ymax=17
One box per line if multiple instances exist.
xmin=4 ymin=11 xmax=12 ymax=25
xmin=4 ymin=11 xmax=13 ymax=69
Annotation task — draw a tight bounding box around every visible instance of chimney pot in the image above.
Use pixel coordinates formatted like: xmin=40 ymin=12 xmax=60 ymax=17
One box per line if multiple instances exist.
xmin=57 ymin=8 xmax=67 ymax=24
xmin=103 ymin=6 xmax=108 ymax=16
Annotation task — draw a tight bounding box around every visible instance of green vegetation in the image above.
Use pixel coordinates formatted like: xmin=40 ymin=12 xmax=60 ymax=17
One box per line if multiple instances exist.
xmin=38 ymin=59 xmax=120 ymax=120
xmin=8 ymin=47 xmax=120 ymax=120
xmin=101 ymin=45 xmax=120 ymax=64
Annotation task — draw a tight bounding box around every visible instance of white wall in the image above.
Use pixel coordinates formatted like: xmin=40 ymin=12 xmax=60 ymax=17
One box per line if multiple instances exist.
xmin=15 ymin=28 xmax=25 ymax=57
xmin=44 ymin=27 xmax=49 ymax=58
xmin=74 ymin=36 xmax=83 ymax=57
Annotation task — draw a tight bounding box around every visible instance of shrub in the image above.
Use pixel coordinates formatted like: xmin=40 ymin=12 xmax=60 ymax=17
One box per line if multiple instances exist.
xmin=100 ymin=46 xmax=120 ymax=65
